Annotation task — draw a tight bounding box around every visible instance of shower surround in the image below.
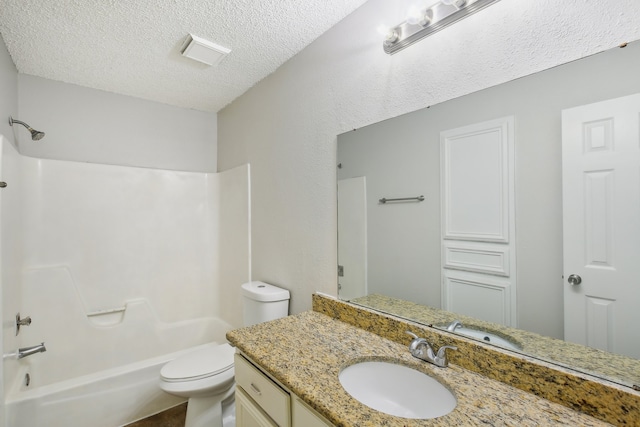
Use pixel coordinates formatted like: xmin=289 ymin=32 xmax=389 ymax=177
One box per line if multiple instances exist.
xmin=0 ymin=137 xmax=250 ymax=427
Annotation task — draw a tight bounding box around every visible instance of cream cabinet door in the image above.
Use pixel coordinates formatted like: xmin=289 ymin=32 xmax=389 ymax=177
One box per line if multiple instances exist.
xmin=236 ymin=387 xmax=278 ymax=427
xmin=291 ymin=396 xmax=333 ymax=427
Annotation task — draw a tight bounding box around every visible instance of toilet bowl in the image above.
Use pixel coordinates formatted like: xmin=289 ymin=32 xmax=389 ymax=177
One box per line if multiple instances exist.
xmin=159 ymin=281 xmax=290 ymax=427
xmin=160 ymin=343 xmax=236 ymax=427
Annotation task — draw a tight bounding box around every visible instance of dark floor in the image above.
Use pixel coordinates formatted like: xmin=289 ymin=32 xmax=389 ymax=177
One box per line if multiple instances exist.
xmin=125 ymin=403 xmax=187 ymax=427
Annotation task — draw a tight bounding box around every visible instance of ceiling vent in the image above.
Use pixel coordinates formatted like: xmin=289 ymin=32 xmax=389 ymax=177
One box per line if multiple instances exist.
xmin=181 ymin=34 xmax=231 ymax=66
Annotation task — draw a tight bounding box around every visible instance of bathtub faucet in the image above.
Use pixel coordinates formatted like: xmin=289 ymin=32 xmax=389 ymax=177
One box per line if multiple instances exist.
xmin=18 ymin=342 xmax=46 ymax=359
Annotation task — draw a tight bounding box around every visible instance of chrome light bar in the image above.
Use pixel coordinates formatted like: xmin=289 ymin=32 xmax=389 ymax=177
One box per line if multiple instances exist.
xmin=383 ymin=0 xmax=501 ymax=55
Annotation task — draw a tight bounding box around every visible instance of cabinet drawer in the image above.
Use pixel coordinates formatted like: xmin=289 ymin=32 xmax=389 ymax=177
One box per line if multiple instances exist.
xmin=235 ymin=354 xmax=291 ymax=427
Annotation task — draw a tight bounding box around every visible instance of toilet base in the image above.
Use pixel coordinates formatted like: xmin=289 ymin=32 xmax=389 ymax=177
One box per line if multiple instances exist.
xmin=184 ymin=386 xmax=235 ymax=427
xmin=222 ymin=400 xmax=236 ymax=427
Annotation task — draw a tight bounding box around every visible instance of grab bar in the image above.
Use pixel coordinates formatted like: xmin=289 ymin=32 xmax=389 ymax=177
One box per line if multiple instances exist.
xmin=379 ymin=195 xmax=425 ymax=204
xmin=86 ymin=306 xmax=126 ymax=317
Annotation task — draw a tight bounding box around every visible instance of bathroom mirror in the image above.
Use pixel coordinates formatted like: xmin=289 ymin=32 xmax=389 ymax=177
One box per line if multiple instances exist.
xmin=336 ymin=40 xmax=640 ymax=389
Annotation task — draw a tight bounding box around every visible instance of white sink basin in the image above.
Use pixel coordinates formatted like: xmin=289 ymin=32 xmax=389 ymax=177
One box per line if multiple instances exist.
xmin=338 ymin=361 xmax=457 ymax=419
xmin=451 ymin=327 xmax=522 ymax=351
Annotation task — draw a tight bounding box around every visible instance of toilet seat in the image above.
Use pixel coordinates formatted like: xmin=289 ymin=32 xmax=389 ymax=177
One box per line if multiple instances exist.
xmin=161 ymin=343 xmax=235 ymax=383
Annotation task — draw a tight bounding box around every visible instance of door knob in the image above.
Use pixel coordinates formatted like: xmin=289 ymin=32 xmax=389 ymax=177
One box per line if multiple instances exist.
xmin=567 ymin=274 xmax=582 ymax=285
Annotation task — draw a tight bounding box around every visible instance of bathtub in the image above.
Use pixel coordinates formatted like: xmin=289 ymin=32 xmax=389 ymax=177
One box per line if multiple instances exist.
xmin=4 ymin=268 xmax=230 ymax=427
xmin=0 ymin=141 xmax=249 ymax=427
xmin=5 ymin=343 xmax=221 ymax=427
xmin=5 ymin=267 xmax=230 ymax=426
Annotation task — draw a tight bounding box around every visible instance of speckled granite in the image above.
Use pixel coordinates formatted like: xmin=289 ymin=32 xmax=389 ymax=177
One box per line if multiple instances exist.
xmin=227 ymin=311 xmax=614 ymax=426
xmin=351 ymin=294 xmax=640 ymax=389
xmin=312 ymin=294 xmax=640 ymax=426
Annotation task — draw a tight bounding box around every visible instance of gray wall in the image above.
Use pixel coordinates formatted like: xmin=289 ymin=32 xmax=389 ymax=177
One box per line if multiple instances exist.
xmin=0 ymin=33 xmax=18 ymax=148
xmin=17 ymin=75 xmax=217 ymax=172
xmin=338 ymin=117 xmax=439 ymax=307
xmin=2 ymin=29 xmax=216 ymax=173
xmin=337 ymin=43 xmax=640 ymax=339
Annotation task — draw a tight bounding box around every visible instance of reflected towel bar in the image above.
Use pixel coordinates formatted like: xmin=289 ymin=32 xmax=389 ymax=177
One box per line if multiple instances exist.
xmin=87 ymin=307 xmax=126 ymax=317
xmin=379 ymin=195 xmax=425 ymax=204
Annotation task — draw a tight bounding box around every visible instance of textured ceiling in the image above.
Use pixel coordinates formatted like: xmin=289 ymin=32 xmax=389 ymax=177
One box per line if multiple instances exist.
xmin=0 ymin=0 xmax=368 ymax=112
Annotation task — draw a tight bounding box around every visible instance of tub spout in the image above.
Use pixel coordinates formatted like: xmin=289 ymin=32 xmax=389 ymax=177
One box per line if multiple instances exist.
xmin=18 ymin=342 xmax=46 ymax=359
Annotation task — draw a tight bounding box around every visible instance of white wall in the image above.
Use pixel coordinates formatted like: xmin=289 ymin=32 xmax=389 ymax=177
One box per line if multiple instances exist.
xmin=22 ymin=159 xmax=218 ymax=323
xmin=217 ymin=0 xmax=640 ymax=316
xmin=0 ymin=137 xmax=21 ymax=427
xmin=0 ymin=31 xmax=19 ymax=427
xmin=17 ymin=74 xmax=217 ymax=172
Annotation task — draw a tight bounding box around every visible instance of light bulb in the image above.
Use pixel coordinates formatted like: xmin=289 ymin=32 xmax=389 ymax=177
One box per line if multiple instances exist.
xmin=376 ymin=24 xmax=390 ymax=36
xmin=376 ymin=25 xmax=399 ymax=43
xmin=407 ymin=6 xmax=423 ymax=25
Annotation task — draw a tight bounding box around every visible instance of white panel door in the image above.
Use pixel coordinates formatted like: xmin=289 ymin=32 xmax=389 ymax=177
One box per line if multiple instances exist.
xmin=562 ymin=93 xmax=640 ymax=358
xmin=337 ymin=177 xmax=367 ymax=300
xmin=440 ymin=116 xmax=516 ymax=327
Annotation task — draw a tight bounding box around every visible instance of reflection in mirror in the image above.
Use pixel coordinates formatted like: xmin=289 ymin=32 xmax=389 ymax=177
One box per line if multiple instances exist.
xmin=336 ymin=40 xmax=640 ymax=389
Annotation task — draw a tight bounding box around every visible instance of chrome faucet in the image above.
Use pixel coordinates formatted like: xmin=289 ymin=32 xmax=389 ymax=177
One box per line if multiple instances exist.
xmin=446 ymin=320 xmax=463 ymax=332
xmin=406 ymin=331 xmax=456 ymax=368
xmin=18 ymin=342 xmax=46 ymax=359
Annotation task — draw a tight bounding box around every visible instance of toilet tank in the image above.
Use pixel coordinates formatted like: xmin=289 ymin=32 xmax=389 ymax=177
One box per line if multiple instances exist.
xmin=241 ymin=281 xmax=290 ymax=326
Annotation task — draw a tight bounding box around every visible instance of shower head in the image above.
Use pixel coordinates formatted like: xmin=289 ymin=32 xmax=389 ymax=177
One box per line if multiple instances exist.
xmin=9 ymin=116 xmax=45 ymax=141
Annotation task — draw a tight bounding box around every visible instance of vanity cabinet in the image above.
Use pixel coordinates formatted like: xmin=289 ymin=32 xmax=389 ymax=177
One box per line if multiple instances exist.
xmin=235 ymin=353 xmax=333 ymax=427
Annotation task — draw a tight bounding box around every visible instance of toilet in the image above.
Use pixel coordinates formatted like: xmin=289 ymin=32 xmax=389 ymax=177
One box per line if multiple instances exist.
xmin=159 ymin=281 xmax=290 ymax=427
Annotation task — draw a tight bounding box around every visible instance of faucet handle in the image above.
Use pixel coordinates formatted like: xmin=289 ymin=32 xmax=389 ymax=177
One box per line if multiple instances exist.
xmin=446 ymin=320 xmax=463 ymax=332
xmin=16 ymin=313 xmax=32 ymax=336
xmin=434 ymin=345 xmax=457 ymax=367
xmin=405 ymin=331 xmax=433 ymax=358
xmin=405 ymin=330 xmax=429 ymax=347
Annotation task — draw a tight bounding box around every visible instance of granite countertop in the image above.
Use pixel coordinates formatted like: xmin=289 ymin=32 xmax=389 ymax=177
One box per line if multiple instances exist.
xmin=227 ymin=311 xmax=611 ymax=427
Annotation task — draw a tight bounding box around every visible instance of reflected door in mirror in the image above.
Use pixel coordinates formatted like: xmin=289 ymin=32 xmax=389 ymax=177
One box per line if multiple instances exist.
xmin=562 ymin=93 xmax=640 ymax=359
xmin=337 ymin=177 xmax=368 ymax=300
xmin=441 ymin=117 xmax=517 ymax=327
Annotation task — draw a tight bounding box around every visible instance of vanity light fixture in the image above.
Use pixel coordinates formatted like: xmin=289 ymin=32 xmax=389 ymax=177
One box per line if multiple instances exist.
xmin=381 ymin=0 xmax=501 ymax=54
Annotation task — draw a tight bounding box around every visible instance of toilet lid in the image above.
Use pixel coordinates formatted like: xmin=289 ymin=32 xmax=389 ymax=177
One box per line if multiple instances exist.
xmin=161 ymin=343 xmax=235 ymax=382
